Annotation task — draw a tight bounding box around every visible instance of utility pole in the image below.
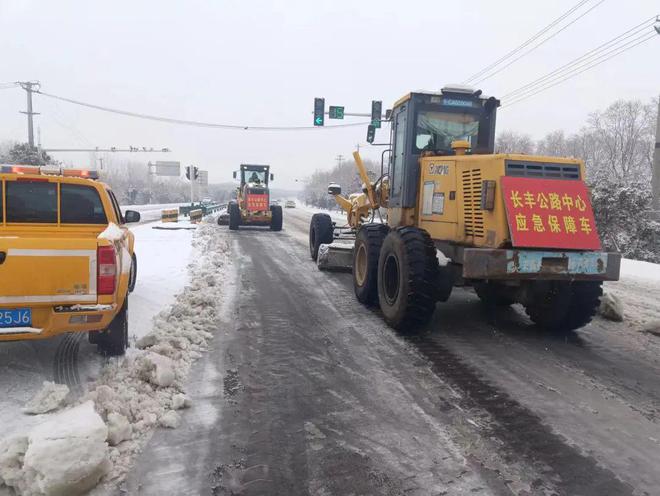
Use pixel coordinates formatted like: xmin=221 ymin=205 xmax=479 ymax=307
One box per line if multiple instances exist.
xmin=653 ymin=96 xmax=660 ymax=216
xmin=335 ymin=154 xmax=344 ymax=168
xmin=18 ymin=81 xmax=40 ymax=150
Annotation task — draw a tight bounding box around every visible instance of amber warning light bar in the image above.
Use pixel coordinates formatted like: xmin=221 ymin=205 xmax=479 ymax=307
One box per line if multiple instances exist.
xmin=0 ymin=165 xmax=99 ymax=179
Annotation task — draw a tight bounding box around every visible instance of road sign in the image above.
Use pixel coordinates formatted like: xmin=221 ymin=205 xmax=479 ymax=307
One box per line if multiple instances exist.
xmin=329 ymin=106 xmax=345 ymax=119
xmin=153 ymin=161 xmax=180 ymax=177
xmin=314 ymin=97 xmax=325 ymax=126
xmin=366 ymin=125 xmax=376 ymax=144
xmin=198 ymin=170 xmax=208 ymax=186
xmin=371 ymin=101 xmax=382 ymax=128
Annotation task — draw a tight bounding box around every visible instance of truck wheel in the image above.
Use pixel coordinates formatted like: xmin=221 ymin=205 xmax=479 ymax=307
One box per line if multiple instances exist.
xmin=524 ymin=281 xmax=602 ymax=332
xmin=228 ymin=202 xmax=240 ymax=231
xmin=309 ymin=213 xmax=333 ymax=260
xmin=270 ymin=205 xmax=283 ymax=231
xmin=473 ymin=282 xmax=515 ymax=307
xmin=377 ymin=227 xmax=440 ymax=331
xmin=353 ymin=223 xmax=389 ymax=305
xmin=97 ymin=300 xmax=129 ymax=356
xmin=128 ymin=253 xmax=137 ymax=293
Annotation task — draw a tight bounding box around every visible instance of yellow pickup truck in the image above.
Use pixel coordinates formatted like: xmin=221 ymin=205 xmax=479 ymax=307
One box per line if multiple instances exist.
xmin=0 ymin=165 xmax=140 ymax=355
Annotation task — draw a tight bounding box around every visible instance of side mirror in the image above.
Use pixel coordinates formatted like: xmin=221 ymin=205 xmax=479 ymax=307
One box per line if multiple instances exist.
xmin=328 ymin=183 xmax=342 ymax=196
xmin=124 ymin=210 xmax=141 ymax=223
xmin=270 ymin=173 xmax=274 ymax=181
xmin=232 ymin=171 xmax=237 ymax=179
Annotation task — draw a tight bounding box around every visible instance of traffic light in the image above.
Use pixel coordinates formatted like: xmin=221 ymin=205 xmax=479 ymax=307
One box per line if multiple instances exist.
xmin=366 ymin=125 xmax=376 ymax=144
xmin=194 ymin=166 xmax=199 ymax=180
xmin=371 ymin=100 xmax=382 ymax=128
xmin=313 ymin=97 xmax=325 ymax=126
xmin=185 ymin=165 xmax=191 ymax=180
xmin=328 ymin=106 xmax=344 ymax=119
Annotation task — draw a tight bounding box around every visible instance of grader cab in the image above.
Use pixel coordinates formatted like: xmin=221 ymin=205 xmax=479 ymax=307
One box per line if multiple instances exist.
xmin=227 ymin=164 xmax=283 ymax=231
xmin=309 ymin=85 xmax=620 ymax=332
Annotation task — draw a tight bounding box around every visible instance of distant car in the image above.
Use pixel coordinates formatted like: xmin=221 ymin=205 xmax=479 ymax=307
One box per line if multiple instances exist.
xmin=285 ymin=201 xmax=296 ymax=208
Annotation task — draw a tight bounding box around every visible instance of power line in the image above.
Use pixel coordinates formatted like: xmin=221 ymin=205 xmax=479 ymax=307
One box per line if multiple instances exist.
xmin=34 ymin=90 xmax=370 ymax=131
xmin=470 ymin=0 xmax=607 ymax=85
xmin=502 ymin=32 xmax=658 ymax=108
xmin=502 ymin=15 xmax=658 ymax=100
xmin=463 ymin=0 xmax=594 ymax=84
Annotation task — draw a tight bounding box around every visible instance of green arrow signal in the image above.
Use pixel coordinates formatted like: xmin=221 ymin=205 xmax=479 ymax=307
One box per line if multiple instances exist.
xmin=315 ymin=116 xmax=323 ymax=125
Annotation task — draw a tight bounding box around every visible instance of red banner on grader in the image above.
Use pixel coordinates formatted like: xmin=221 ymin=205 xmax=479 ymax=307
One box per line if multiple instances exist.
xmin=500 ymin=177 xmax=601 ymax=250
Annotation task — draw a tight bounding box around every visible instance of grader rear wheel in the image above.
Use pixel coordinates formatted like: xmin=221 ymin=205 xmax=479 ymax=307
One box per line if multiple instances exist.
xmin=524 ymin=280 xmax=603 ymax=332
xmin=377 ymin=227 xmax=440 ymax=331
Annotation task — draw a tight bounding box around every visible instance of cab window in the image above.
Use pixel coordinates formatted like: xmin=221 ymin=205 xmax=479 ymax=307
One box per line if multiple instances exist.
xmin=107 ymin=190 xmax=124 ymax=224
xmin=6 ymin=181 xmax=57 ymax=223
xmin=60 ymin=184 xmax=107 ymax=224
xmin=414 ymin=110 xmax=480 ymax=154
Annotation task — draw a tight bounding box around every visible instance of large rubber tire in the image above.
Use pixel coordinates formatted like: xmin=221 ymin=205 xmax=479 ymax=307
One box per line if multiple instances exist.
xmin=353 ymin=223 xmax=389 ymax=305
xmin=97 ymin=300 xmax=129 ymax=356
xmin=228 ymin=202 xmax=240 ymax=231
xmin=270 ymin=205 xmax=283 ymax=231
xmin=128 ymin=253 xmax=137 ymax=293
xmin=377 ymin=227 xmax=440 ymax=331
xmin=473 ymin=281 xmax=515 ymax=307
xmin=309 ymin=213 xmax=334 ymax=260
xmin=524 ymin=281 xmax=602 ymax=332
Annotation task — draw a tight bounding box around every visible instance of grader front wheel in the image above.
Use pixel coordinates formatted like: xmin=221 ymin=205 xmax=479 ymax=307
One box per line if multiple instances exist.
xmin=309 ymin=213 xmax=334 ymax=260
xmin=353 ymin=224 xmax=389 ymax=305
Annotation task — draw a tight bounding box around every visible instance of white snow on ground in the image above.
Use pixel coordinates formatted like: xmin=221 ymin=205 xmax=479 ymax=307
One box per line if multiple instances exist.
xmin=603 ymin=258 xmax=660 ymax=332
xmin=620 ymin=258 xmax=660 ymax=283
xmin=0 ymin=401 xmax=110 ymax=496
xmin=128 ymin=223 xmax=195 ymax=340
xmin=84 ymin=222 xmax=230 ymax=490
xmin=0 ymin=217 xmax=225 ymax=495
xmin=22 ymin=382 xmax=70 ymax=415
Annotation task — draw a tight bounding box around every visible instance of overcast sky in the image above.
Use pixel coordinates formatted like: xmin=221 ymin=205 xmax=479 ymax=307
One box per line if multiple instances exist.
xmin=1 ymin=0 xmax=658 ymax=188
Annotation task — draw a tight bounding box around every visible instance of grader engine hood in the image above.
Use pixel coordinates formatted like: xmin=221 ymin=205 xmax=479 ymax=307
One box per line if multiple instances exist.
xmin=500 ymin=177 xmax=601 ymax=250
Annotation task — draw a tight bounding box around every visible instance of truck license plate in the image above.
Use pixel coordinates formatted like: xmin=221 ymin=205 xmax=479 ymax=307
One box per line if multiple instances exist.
xmin=0 ymin=308 xmax=32 ymax=328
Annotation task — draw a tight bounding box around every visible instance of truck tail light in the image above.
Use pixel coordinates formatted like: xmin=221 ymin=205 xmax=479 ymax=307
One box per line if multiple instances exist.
xmin=97 ymin=245 xmax=116 ymax=295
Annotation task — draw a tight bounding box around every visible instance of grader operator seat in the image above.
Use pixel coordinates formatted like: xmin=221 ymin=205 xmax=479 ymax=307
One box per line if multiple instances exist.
xmin=388 ymin=85 xmax=499 ymax=211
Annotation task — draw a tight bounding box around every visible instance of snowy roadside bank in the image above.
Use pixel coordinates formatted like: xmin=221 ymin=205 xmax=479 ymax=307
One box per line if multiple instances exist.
xmin=0 ymin=222 xmax=231 ymax=495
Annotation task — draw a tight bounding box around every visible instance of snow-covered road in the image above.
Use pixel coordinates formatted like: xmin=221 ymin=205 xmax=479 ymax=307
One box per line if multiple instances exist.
xmin=3 ymin=204 xmax=660 ymax=495
xmin=121 ymin=207 xmax=660 ymax=496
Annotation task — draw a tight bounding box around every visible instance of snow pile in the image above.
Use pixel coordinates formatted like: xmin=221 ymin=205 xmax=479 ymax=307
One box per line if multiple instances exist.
xmin=22 ymin=382 xmax=70 ymax=415
xmin=82 ymin=222 xmax=230 ymax=486
xmin=599 ymin=291 xmax=624 ymax=322
xmin=0 ymin=401 xmax=110 ymax=496
xmin=436 ymin=249 xmax=451 ymax=267
xmin=97 ymin=223 xmax=123 ymax=242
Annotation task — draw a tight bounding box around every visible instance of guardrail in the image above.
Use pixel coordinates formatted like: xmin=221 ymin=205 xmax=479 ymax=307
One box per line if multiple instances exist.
xmin=161 ymin=209 xmax=178 ymax=223
xmin=179 ymin=202 xmax=225 ymax=217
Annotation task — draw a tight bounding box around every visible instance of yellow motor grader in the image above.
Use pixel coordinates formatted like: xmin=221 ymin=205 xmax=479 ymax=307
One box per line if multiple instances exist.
xmin=227 ymin=164 xmax=282 ymax=231
xmin=309 ymin=86 xmax=620 ymax=332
